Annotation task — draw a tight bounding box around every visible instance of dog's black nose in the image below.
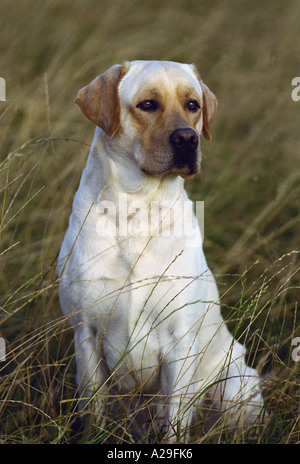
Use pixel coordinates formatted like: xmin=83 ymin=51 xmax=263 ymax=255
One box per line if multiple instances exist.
xmin=169 ymin=128 xmax=199 ymax=153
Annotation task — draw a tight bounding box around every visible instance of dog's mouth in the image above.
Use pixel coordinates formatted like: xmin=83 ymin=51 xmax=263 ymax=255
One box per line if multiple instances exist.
xmin=141 ymin=155 xmax=200 ymax=178
xmin=141 ymin=151 xmax=200 ymax=178
xmin=141 ymin=162 xmax=199 ymax=179
xmin=176 ymin=164 xmax=200 ymax=178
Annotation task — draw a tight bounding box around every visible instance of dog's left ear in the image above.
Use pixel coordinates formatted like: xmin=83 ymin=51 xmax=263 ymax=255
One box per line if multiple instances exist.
xmin=75 ymin=63 xmax=130 ymax=137
xmin=191 ymin=65 xmax=217 ymax=141
xmin=200 ymin=80 xmax=218 ymax=141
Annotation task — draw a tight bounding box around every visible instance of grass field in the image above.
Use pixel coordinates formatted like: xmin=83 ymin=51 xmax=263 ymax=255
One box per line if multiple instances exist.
xmin=0 ymin=0 xmax=299 ymax=443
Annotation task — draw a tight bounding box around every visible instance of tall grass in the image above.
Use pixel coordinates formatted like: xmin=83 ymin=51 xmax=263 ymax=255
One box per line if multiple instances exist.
xmin=0 ymin=0 xmax=299 ymax=443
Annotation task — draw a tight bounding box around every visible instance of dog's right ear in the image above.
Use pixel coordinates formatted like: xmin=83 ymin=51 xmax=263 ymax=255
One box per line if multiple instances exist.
xmin=75 ymin=63 xmax=130 ymax=137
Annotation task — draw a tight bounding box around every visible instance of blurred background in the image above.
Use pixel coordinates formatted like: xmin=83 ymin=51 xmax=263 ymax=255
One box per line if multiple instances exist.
xmin=0 ymin=0 xmax=299 ymax=443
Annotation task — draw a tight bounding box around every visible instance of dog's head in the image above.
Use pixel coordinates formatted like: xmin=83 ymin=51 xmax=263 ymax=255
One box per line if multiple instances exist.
xmin=75 ymin=60 xmax=217 ymax=178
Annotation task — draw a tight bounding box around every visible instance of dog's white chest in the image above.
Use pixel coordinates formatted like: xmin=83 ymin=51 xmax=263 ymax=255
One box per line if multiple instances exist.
xmin=77 ymin=219 xmax=206 ymax=391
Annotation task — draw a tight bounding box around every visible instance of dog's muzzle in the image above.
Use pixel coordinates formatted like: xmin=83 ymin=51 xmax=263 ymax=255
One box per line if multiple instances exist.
xmin=169 ymin=128 xmax=199 ymax=174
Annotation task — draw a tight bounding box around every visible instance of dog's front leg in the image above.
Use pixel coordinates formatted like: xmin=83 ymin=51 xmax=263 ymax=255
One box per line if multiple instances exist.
xmin=74 ymin=325 xmax=109 ymax=428
xmin=159 ymin=351 xmax=197 ymax=444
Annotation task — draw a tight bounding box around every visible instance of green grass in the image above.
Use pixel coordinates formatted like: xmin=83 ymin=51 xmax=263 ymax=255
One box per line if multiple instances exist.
xmin=0 ymin=0 xmax=299 ymax=443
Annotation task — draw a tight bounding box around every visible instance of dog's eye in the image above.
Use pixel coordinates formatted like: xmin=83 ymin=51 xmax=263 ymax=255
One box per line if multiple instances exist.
xmin=186 ymin=100 xmax=200 ymax=112
xmin=136 ymin=100 xmax=159 ymax=111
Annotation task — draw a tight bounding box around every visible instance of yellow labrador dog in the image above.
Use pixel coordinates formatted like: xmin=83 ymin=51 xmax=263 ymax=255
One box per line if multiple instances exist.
xmin=57 ymin=60 xmax=265 ymax=442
